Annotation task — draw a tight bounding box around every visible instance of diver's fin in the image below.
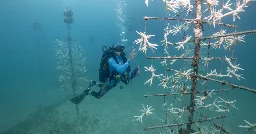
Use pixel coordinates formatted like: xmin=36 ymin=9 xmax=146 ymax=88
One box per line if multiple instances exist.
xmin=70 ymin=91 xmax=88 ymax=105
xmin=70 ymin=80 xmax=96 ymax=105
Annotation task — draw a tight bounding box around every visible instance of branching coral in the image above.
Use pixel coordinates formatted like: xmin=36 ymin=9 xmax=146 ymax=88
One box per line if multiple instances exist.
xmin=171 ymin=54 xmax=186 ymax=65
xmin=239 ymin=120 xmax=256 ymax=131
xmin=145 ymin=0 xmax=154 ymax=7
xmin=201 ymin=57 xmax=213 ymax=66
xmin=224 ymin=35 xmax=245 ymax=50
xmin=144 ymin=65 xmax=163 ymax=86
xmin=225 ymin=56 xmax=244 ymax=80
xmin=223 ymin=0 xmax=233 ymax=11
xmin=203 ymin=69 xmax=232 ymax=78
xmin=192 ymin=123 xmax=221 ymax=134
xmin=217 ymin=97 xmax=238 ymax=109
xmin=195 ymin=90 xmax=215 ymax=106
xmin=209 ymin=29 xmax=245 ymax=50
xmin=204 ymin=0 xmax=219 ymax=13
xmin=212 ymin=29 xmax=226 ymax=49
xmin=175 ymin=36 xmax=192 ymax=50
xmin=169 ymin=23 xmax=189 ymax=35
xmin=135 ymin=31 xmax=158 ymax=54
xmin=203 ymin=8 xmax=223 ymax=27
xmin=145 ymin=0 xmax=149 ymax=6
xmin=225 ymin=56 xmax=244 ymax=71
xmin=197 ymin=95 xmax=238 ymax=113
xmin=160 ymin=58 xmax=168 ymax=66
xmin=164 ymin=0 xmax=193 ymax=15
xmin=227 ymin=67 xmax=245 ymax=80
xmin=203 ymin=0 xmax=253 ymax=26
xmin=134 ymin=104 xmax=154 ymax=123
xmin=168 ymin=103 xmax=186 ymax=118
xmin=220 ymin=0 xmax=253 ymax=21
xmin=161 ymin=23 xmax=173 ymax=55
xmin=168 ymin=75 xmax=182 ymax=91
xmin=163 ymin=0 xmax=180 ymax=13
xmin=173 ymin=69 xmax=193 ymax=80
xmin=158 ymin=74 xmax=172 ymax=88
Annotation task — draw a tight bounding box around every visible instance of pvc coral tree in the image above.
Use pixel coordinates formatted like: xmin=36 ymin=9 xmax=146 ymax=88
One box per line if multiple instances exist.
xmin=54 ymin=7 xmax=88 ymax=96
xmin=134 ymin=0 xmax=256 ymax=133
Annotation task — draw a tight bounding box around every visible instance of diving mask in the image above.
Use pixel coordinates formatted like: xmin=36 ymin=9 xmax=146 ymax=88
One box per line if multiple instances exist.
xmin=115 ymin=45 xmax=125 ymax=52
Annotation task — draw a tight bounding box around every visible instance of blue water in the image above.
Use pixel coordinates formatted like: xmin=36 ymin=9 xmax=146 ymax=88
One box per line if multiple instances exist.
xmin=0 ymin=0 xmax=255 ymax=133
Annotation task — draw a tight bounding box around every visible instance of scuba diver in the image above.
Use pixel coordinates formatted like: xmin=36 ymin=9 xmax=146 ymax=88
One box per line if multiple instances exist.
xmin=70 ymin=43 xmax=140 ymax=105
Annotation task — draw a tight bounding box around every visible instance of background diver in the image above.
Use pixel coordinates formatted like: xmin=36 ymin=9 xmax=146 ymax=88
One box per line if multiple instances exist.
xmin=70 ymin=43 xmax=140 ymax=105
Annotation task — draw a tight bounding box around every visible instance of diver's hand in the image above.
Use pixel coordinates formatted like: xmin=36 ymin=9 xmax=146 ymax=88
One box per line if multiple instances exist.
xmin=129 ymin=49 xmax=136 ymax=61
xmin=129 ymin=65 xmax=140 ymax=80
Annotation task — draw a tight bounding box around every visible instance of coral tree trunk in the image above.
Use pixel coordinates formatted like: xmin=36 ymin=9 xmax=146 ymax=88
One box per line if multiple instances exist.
xmin=186 ymin=0 xmax=203 ymax=132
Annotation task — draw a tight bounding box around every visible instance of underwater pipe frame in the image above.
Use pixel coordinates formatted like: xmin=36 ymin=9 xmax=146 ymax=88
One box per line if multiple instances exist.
xmin=143 ymin=90 xmax=231 ymax=133
xmin=199 ymin=113 xmax=231 ymax=134
xmin=147 ymin=56 xmax=237 ymax=60
xmin=144 ymin=16 xmax=237 ymax=28
xmin=202 ymin=30 xmax=256 ymax=41
xmin=197 ymin=75 xmax=256 ymax=93
xmin=144 ymin=88 xmax=232 ymax=97
xmin=143 ymin=115 xmax=226 ymax=131
xmin=142 ymin=0 xmax=256 ymax=133
xmin=144 ymin=20 xmax=256 ymax=134
xmin=67 ymin=25 xmax=76 ymax=96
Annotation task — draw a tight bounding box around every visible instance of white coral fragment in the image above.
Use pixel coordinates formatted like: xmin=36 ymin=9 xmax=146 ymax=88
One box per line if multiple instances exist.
xmin=135 ymin=31 xmax=158 ymax=54
xmin=225 ymin=56 xmax=244 ymax=71
xmin=175 ymin=36 xmax=192 ymax=50
xmin=134 ymin=104 xmax=154 ymax=123
xmin=144 ymin=65 xmax=163 ymax=86
xmin=239 ymin=120 xmax=256 ymax=131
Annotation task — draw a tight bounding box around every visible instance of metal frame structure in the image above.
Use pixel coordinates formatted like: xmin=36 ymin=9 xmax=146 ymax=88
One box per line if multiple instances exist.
xmin=139 ymin=0 xmax=256 ymax=133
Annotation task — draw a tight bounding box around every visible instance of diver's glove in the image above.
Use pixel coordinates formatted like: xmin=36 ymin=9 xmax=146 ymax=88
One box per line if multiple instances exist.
xmin=129 ymin=65 xmax=140 ymax=80
xmin=121 ymin=65 xmax=140 ymax=85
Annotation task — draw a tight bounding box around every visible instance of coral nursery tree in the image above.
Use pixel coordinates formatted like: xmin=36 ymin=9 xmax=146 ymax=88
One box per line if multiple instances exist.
xmin=133 ymin=0 xmax=256 ymax=133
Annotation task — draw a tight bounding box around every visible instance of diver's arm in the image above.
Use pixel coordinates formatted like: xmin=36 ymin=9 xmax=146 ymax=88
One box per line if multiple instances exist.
xmin=125 ymin=65 xmax=131 ymax=73
xmin=108 ymin=58 xmax=130 ymax=74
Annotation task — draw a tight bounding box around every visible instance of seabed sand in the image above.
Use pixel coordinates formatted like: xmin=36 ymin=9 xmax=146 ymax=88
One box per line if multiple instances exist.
xmin=1 ymin=101 xmax=100 ymax=134
xmin=0 ymin=88 xmax=148 ymax=134
xmin=1 ymin=87 xmax=253 ymax=134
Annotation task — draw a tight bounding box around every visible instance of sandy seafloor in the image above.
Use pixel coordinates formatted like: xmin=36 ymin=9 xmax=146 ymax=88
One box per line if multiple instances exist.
xmin=0 ymin=84 xmax=255 ymax=134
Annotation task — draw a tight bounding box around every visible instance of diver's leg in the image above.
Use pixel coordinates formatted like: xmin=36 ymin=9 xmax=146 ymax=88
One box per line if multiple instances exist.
xmin=89 ymin=80 xmax=97 ymax=87
xmin=70 ymin=81 xmax=95 ymax=104
xmin=70 ymin=80 xmax=105 ymax=104
xmin=84 ymin=80 xmax=104 ymax=95
xmin=90 ymin=84 xmax=112 ymax=99
xmin=83 ymin=80 xmax=97 ymax=95
xmin=96 ymin=83 xmax=104 ymax=88
xmin=89 ymin=80 xmax=104 ymax=88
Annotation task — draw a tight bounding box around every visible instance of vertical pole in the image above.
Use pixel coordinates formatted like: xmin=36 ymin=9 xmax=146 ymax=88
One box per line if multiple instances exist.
xmin=37 ymin=37 xmax=43 ymax=91
xmin=67 ymin=25 xmax=76 ymax=96
xmin=164 ymin=96 xmax=168 ymax=124
xmin=186 ymin=0 xmax=202 ymax=132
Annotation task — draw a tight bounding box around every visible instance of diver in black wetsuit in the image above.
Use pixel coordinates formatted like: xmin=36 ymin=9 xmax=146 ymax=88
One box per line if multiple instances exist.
xmin=70 ymin=43 xmax=140 ymax=104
